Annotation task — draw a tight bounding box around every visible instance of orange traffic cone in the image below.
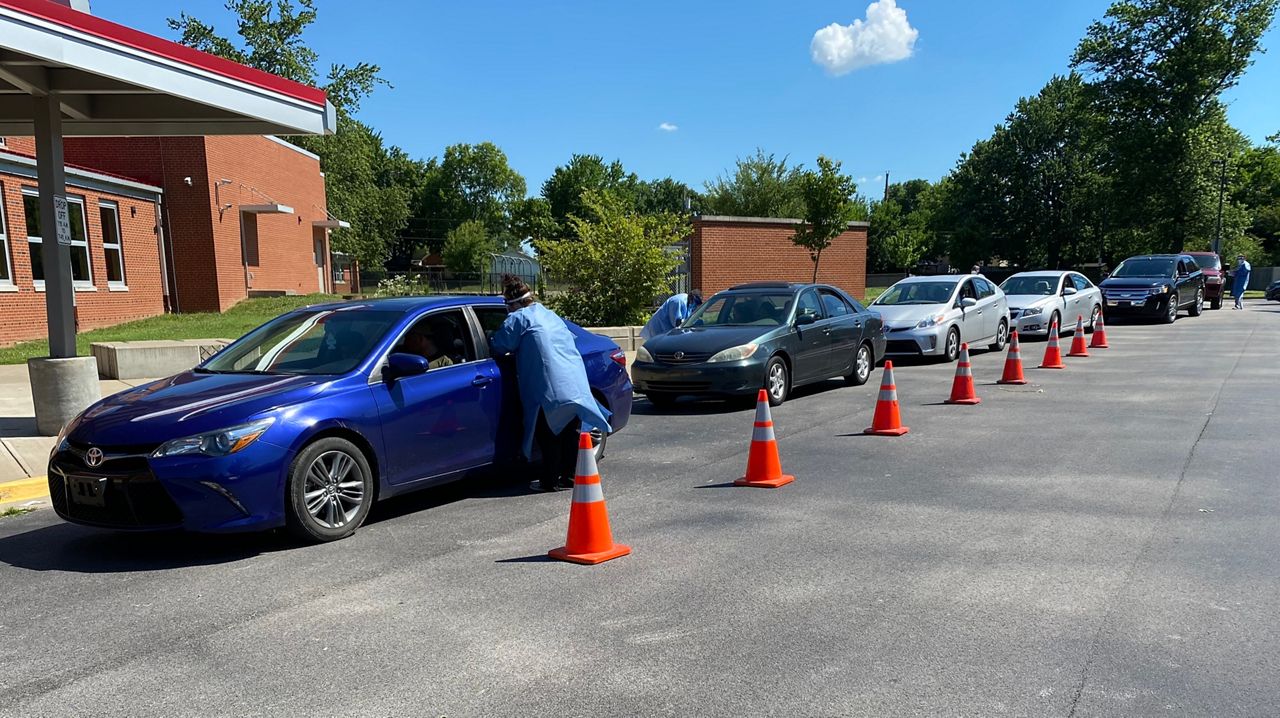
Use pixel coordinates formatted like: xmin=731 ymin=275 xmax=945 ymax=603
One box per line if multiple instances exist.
xmin=1039 ymin=319 xmax=1065 ymax=369
xmin=865 ymin=361 xmax=910 ymax=436
xmin=998 ymin=330 xmax=1028 ymax=385
xmin=1089 ymin=311 xmax=1110 ymax=349
xmin=945 ymin=343 xmax=981 ymax=404
xmin=548 ymin=433 xmax=631 ymax=565
xmin=735 ymin=389 xmax=795 ymax=488
xmin=1068 ymin=315 xmax=1090 ymax=357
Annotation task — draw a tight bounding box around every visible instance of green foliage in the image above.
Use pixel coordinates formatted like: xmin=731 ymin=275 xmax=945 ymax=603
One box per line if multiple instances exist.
xmin=413 ymin=143 xmax=527 ymax=247
xmin=441 ymin=220 xmax=495 ymax=275
xmin=538 ymin=191 xmax=688 ymax=326
xmin=540 ymin=155 xmax=640 ymax=239
xmin=703 ymin=150 xmax=806 ymax=218
xmin=793 ymin=157 xmax=863 ymax=282
xmin=636 ymin=178 xmax=701 ymax=215
xmin=511 ymin=197 xmax=558 ymax=247
xmin=869 ymin=197 xmax=932 ymax=272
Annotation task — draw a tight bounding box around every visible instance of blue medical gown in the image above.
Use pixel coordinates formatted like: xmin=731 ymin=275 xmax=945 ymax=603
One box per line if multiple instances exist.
xmin=639 ymin=293 xmax=693 ymax=340
xmin=1233 ymin=261 xmax=1252 ymax=297
xmin=490 ymin=303 xmax=612 ymax=459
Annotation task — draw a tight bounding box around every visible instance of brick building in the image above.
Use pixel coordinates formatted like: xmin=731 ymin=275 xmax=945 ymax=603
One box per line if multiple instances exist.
xmin=688 ymin=215 xmax=869 ymax=300
xmin=0 ymin=133 xmax=333 ymax=343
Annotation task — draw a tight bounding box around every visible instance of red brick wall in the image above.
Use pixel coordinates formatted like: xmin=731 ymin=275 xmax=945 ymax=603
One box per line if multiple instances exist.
xmin=0 ymin=174 xmax=166 ymax=345
xmin=689 ymin=217 xmax=868 ymax=300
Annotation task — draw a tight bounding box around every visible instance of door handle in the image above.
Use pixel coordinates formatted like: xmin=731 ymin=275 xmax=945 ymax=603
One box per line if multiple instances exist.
xmin=472 ymin=375 xmax=494 ymax=387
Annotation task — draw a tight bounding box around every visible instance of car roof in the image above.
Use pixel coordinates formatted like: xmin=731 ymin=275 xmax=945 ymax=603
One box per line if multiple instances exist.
xmin=896 ymin=275 xmax=967 ymax=283
xmin=1006 ymin=270 xmax=1070 ymax=278
xmin=1124 ymin=254 xmax=1183 ymax=260
xmin=727 ymin=281 xmax=802 ymax=290
xmin=1185 ymin=251 xmax=1218 ymax=256
xmin=297 ymin=295 xmax=504 ymax=313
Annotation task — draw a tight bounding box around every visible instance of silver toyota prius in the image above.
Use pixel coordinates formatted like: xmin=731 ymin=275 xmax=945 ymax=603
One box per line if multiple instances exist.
xmin=869 ymin=274 xmax=1010 ymax=362
xmin=1001 ymin=271 xmax=1103 ymax=337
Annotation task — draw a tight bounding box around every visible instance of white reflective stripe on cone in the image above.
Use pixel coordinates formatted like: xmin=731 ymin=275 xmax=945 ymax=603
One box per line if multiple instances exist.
xmin=956 ymin=365 xmax=972 ymax=376
xmin=878 ymin=388 xmax=898 ymax=402
xmin=754 ymin=399 xmax=771 ymax=424
xmin=574 ymin=442 xmax=599 ymax=479
xmin=752 ymin=423 xmax=776 ymax=442
xmin=572 ymin=481 xmax=605 ymax=504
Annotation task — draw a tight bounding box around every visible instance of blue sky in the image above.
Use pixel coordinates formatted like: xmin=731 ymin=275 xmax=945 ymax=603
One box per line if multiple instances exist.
xmin=98 ymin=0 xmax=1280 ymax=196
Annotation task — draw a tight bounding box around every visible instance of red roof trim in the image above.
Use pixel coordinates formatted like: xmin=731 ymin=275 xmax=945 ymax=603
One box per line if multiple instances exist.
xmin=0 ymin=0 xmax=327 ymax=107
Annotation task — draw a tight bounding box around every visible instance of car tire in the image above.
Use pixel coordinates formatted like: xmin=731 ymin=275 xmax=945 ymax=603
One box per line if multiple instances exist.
xmin=988 ymin=318 xmax=1009 ymax=352
xmin=285 ymin=436 xmax=374 ymax=543
xmin=1163 ymin=293 xmax=1179 ymax=324
xmin=845 ymin=343 xmax=873 ymax=386
xmin=764 ymin=356 xmax=789 ymax=406
xmin=943 ymin=326 xmax=961 ymax=363
xmin=645 ymin=393 xmax=678 ymax=410
xmin=1189 ymin=288 xmax=1204 ymax=316
xmin=1088 ymin=304 xmax=1101 ymax=332
xmin=1210 ymin=296 xmax=1222 ymax=310
xmin=588 ymin=427 xmax=607 ymax=462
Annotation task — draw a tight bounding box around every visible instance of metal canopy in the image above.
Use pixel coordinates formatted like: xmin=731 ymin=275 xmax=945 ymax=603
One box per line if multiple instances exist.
xmin=0 ymin=0 xmax=336 ymax=136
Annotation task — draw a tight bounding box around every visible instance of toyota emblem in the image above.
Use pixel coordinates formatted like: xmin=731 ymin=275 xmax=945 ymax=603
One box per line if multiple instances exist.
xmin=674 ymin=351 xmax=686 ymax=360
xmin=85 ymin=447 xmax=104 ymax=467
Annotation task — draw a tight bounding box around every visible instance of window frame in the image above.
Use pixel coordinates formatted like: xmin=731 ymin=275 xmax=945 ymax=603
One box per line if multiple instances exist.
xmin=99 ymin=200 xmax=127 ymax=289
xmin=818 ymin=288 xmax=854 ymax=317
xmin=21 ymin=187 xmax=94 ymax=290
xmin=1071 ymin=274 xmax=1092 ymax=291
xmin=795 ymin=288 xmax=826 ymax=321
xmin=0 ymin=183 xmax=13 ymax=290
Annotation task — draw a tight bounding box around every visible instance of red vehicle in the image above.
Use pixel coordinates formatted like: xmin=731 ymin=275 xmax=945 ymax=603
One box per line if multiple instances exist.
xmin=1186 ymin=252 xmax=1225 ymax=310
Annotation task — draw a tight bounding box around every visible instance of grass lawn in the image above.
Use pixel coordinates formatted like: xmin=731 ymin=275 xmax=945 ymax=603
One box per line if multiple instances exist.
xmin=0 ymin=294 xmax=340 ymax=365
xmin=862 ymin=287 xmax=888 ymax=304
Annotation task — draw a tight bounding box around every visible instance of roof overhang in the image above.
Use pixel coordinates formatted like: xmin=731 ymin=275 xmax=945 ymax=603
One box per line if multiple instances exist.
xmin=312 ymin=219 xmax=350 ymax=229
xmin=0 ymin=0 xmax=335 ymax=136
xmin=241 ymin=203 xmax=293 ymax=215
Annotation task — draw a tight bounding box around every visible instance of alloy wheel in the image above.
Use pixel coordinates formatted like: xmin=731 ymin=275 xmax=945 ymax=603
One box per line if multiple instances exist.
xmin=767 ymin=361 xmax=787 ymax=402
xmin=856 ymin=345 xmax=871 ymax=383
xmin=303 ymin=450 xmax=365 ymax=529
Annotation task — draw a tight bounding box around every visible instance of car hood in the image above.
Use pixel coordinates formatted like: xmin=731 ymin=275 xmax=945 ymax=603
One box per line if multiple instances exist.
xmin=644 ymin=325 xmax=778 ymax=355
xmin=870 ymin=303 xmax=949 ymax=331
xmin=1005 ymin=294 xmax=1056 ymax=309
xmin=1100 ymin=277 xmax=1170 ymax=290
xmin=68 ymin=371 xmax=332 ymax=447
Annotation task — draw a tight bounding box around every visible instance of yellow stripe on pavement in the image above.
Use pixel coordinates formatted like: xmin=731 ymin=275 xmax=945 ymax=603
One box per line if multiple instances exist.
xmin=0 ymin=476 xmax=50 ymax=505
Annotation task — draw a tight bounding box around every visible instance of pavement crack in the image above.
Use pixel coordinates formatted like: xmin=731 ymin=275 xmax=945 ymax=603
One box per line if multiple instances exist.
xmin=1064 ymin=316 xmax=1260 ymax=717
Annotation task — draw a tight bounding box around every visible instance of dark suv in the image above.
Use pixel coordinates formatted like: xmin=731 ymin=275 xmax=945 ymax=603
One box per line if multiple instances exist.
xmin=1099 ymin=254 xmax=1205 ymax=324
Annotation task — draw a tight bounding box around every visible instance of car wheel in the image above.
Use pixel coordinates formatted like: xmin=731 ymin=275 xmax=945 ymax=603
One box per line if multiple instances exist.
xmin=845 ymin=343 xmax=873 ymax=386
xmin=1189 ymin=288 xmax=1204 ymax=316
xmin=1163 ymin=293 xmax=1179 ymax=324
xmin=764 ymin=356 xmax=789 ymax=406
xmin=285 ymin=436 xmax=374 ymax=543
xmin=988 ymin=318 xmax=1009 ymax=352
xmin=645 ymin=393 xmax=678 ymax=410
xmin=1088 ymin=304 xmax=1101 ymax=332
xmin=943 ymin=326 xmax=961 ymax=362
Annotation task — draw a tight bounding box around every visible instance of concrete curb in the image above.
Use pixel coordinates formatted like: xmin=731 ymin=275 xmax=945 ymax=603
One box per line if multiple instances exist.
xmin=0 ymin=476 xmax=49 ymax=510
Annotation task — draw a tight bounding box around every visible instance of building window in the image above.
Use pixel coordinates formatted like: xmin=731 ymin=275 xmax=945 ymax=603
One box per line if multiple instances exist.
xmin=0 ymin=183 xmax=12 ymax=287
xmin=99 ymin=201 xmax=125 ymax=286
xmin=21 ymin=189 xmax=92 ymax=287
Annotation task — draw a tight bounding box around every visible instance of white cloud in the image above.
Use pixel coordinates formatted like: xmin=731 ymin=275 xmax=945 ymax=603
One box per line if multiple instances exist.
xmin=857 ymin=176 xmax=869 ymax=184
xmin=873 ymin=174 xmax=883 ymax=182
xmin=658 ymin=122 xmax=679 ymax=132
xmin=811 ymin=0 xmax=919 ymax=76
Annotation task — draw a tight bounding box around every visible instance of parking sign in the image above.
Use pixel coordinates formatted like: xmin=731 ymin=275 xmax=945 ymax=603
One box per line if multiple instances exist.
xmin=53 ymin=194 xmax=72 ymax=247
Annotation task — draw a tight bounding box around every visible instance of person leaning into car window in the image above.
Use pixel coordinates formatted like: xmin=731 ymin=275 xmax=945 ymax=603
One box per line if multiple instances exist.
xmin=490 ymin=274 xmax=612 ymax=493
xmin=400 ymin=328 xmax=454 ymax=370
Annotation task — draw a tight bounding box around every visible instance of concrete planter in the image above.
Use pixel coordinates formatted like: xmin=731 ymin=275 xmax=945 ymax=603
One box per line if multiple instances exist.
xmin=91 ymin=339 xmax=231 ymax=380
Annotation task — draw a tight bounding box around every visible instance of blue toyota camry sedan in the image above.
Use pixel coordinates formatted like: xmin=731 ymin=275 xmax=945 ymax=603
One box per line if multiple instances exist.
xmin=48 ymin=297 xmax=632 ymax=542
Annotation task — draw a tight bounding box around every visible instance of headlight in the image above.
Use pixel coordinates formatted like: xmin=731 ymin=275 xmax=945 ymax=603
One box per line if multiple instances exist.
xmin=707 ymin=343 xmax=759 ymax=363
xmin=1148 ymin=285 xmax=1170 ymax=295
xmin=1022 ymin=306 xmax=1043 ymax=316
xmin=152 ymin=418 xmax=275 ymax=458
xmin=915 ymin=313 xmax=946 ymax=329
xmin=53 ymin=413 xmax=82 ymax=455
xmin=636 ymin=345 xmax=654 ymax=363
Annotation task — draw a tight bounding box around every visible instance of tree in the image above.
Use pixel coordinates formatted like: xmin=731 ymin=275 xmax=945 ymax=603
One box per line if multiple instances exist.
xmin=1072 ymin=0 xmax=1279 ymax=251
xmin=511 ymin=197 xmax=558 ymax=246
xmin=793 ymin=156 xmax=862 ymax=282
xmin=441 ymin=220 xmax=495 ymax=275
xmin=538 ymin=191 xmax=688 ymax=326
xmin=636 ymin=178 xmax=701 ymax=215
xmin=411 ymin=142 xmax=527 ymax=250
xmin=703 ymin=150 xmax=806 ymax=218
xmin=540 ymin=155 xmax=640 ymax=238
xmin=870 ymin=197 xmax=931 ymax=272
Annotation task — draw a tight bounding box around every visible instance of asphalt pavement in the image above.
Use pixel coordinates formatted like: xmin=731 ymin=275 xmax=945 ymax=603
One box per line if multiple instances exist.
xmin=2 ymin=302 xmax=1278 ymax=717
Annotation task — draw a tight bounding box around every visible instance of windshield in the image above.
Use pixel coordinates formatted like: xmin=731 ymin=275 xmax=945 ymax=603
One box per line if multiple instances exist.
xmin=1001 ymin=276 xmax=1058 ymax=296
xmin=684 ymin=292 xmax=793 ymax=327
xmin=873 ymin=281 xmax=957 ymax=306
xmin=1111 ymin=258 xmax=1175 ymax=278
xmin=1190 ymin=255 xmax=1221 ymax=270
xmin=203 ymin=308 xmax=403 ymax=375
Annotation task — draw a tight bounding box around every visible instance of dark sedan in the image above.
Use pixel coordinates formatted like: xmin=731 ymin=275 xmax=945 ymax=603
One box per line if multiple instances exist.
xmin=631 ymin=282 xmax=886 ymax=407
xmin=1099 ymin=254 xmax=1205 ymax=324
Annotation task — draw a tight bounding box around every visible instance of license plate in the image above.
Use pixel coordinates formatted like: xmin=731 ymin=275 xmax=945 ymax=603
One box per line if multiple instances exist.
xmin=69 ymin=475 xmax=107 ymax=507
xmin=1108 ymin=300 xmax=1129 ymax=307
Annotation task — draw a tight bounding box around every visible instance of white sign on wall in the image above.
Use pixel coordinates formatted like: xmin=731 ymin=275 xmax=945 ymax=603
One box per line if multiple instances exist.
xmin=53 ymin=195 xmax=72 ymax=247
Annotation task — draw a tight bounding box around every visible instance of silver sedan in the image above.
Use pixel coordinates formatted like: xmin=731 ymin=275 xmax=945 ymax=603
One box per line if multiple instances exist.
xmin=1001 ymin=271 xmax=1103 ymax=337
xmin=870 ymin=274 xmax=1010 ymax=362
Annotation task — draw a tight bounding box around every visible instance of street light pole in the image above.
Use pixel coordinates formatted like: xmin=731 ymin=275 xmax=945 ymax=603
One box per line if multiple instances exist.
xmin=1212 ymin=158 xmax=1228 ymax=256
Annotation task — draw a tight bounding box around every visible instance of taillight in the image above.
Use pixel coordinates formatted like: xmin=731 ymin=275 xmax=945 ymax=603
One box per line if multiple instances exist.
xmin=610 ymin=349 xmax=627 ymax=367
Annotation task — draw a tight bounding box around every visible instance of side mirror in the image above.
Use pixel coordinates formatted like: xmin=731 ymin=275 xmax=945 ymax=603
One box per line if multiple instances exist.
xmin=795 ymin=312 xmax=817 ymax=326
xmin=384 ymin=352 xmax=429 ymax=380
xmin=959 ymin=297 xmax=978 ymax=309
xmin=1063 ymin=286 xmax=1078 ymax=296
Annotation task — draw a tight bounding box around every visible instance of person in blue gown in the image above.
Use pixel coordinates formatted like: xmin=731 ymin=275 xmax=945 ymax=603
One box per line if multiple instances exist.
xmin=490 ymin=274 xmax=612 ymax=492
xmin=639 ymin=290 xmax=703 ymax=342
xmin=1232 ymin=254 xmax=1252 ymax=310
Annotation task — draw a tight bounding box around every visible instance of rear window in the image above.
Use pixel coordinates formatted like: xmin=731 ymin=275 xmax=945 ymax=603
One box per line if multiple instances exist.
xmin=1190 ymin=255 xmax=1221 ymax=270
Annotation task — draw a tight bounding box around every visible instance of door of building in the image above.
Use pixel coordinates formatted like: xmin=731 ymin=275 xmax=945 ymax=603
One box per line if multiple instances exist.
xmin=312 ymin=234 xmax=326 ymax=293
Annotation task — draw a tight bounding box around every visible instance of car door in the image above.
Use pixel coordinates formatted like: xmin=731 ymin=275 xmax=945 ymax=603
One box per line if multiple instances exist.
xmin=819 ymin=288 xmax=861 ymax=376
xmin=791 ymin=288 xmax=832 ymax=383
xmin=955 ymin=279 xmax=983 ymax=343
xmin=1060 ymin=274 xmax=1085 ymax=329
xmin=370 ymin=308 xmax=501 ymax=485
xmin=974 ymin=277 xmax=1000 ymax=339
xmin=1071 ymin=273 xmax=1098 ymax=321
xmin=470 ymin=304 xmax=524 ymax=462
xmin=1178 ymin=257 xmax=1202 ymax=306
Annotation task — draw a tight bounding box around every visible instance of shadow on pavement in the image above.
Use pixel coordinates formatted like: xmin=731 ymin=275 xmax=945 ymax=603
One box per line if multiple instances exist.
xmin=494 ymin=554 xmax=554 ymax=563
xmin=0 ymin=522 xmax=293 ymax=573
